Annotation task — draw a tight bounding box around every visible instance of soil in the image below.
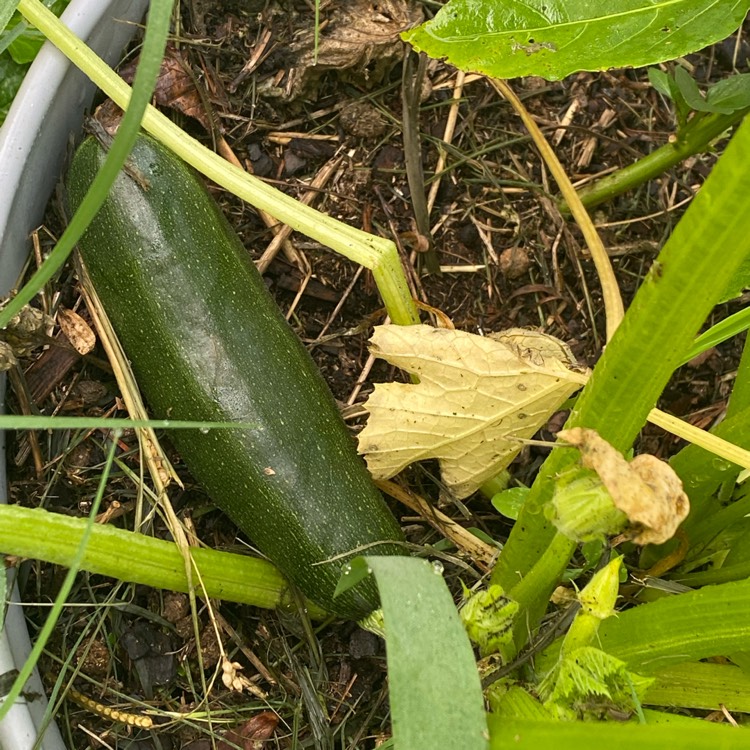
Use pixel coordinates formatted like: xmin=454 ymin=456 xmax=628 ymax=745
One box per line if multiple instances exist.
xmin=5 ymin=1 xmax=750 ymax=747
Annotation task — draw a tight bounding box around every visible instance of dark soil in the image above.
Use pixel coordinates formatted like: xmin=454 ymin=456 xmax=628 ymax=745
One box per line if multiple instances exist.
xmin=6 ymin=1 xmax=750 ymax=747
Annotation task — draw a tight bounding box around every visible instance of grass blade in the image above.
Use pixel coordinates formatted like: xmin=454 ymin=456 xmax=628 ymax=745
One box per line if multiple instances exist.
xmin=365 ymin=556 xmax=489 ymax=750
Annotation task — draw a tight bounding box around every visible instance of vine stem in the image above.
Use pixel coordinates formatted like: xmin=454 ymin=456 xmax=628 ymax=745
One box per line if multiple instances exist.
xmin=568 ymin=106 xmax=750 ymax=212
xmin=0 ymin=504 xmax=326 ymax=617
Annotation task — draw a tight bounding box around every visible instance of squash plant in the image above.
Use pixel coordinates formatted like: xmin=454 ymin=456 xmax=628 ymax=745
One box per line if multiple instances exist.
xmin=3 ymin=0 xmax=750 ymax=747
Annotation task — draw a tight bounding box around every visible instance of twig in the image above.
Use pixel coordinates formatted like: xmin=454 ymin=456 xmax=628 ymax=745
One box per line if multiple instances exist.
xmin=402 ymin=50 xmax=440 ymax=274
xmin=256 ymin=154 xmax=344 ymax=273
xmin=427 ymin=70 xmax=466 ymax=216
xmin=489 ymin=78 xmax=624 ymax=342
xmin=376 ymin=479 xmax=498 ymax=571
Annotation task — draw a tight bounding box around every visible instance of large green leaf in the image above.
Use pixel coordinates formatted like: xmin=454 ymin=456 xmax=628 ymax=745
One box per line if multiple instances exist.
xmin=403 ymin=0 xmax=750 ymax=81
xmin=362 ymin=557 xmax=489 ymax=750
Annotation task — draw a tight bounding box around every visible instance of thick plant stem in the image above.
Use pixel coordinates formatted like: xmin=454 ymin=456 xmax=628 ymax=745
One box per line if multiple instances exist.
xmin=1 ymin=505 xmax=326 ymax=617
xmin=567 ymin=107 xmax=750 ymax=212
xmin=17 ymin=0 xmax=420 ymax=327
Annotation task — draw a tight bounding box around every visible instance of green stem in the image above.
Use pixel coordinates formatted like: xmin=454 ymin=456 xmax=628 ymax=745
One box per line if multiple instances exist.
xmin=0 ymin=505 xmax=326 ymax=618
xmin=17 ymin=0 xmax=420 ymax=327
xmin=565 ymin=107 xmax=750 ymax=212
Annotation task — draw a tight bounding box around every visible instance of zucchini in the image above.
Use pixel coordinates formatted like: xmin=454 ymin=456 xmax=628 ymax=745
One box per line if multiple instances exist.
xmin=66 ymin=134 xmax=404 ymax=619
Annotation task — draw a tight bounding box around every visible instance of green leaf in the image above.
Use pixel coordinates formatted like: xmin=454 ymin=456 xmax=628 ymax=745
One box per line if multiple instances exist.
xmin=539 ymin=578 xmax=750 ymax=674
xmin=719 ymin=255 xmax=750 ymax=302
xmin=333 ymin=556 xmax=372 ymax=599
xmin=681 ymin=307 xmax=750 ymax=365
xmin=491 ymin=487 xmax=528 ymax=520
xmin=645 ymin=661 xmax=750 ymax=712
xmin=7 ymin=26 xmax=42 ymax=63
xmin=403 ymin=0 xmax=750 ymax=81
xmin=707 ymin=74 xmax=750 ymax=114
xmin=540 ymin=646 xmax=653 ymax=719
xmin=673 ymin=66 xmax=707 ymax=111
xmin=0 ymin=54 xmax=26 ymax=124
xmin=3 ymin=0 xmax=67 ymax=62
xmin=365 ymin=556 xmax=489 ymax=750
xmin=647 ymin=67 xmax=670 ymax=97
xmin=667 ymin=68 xmax=750 ymax=116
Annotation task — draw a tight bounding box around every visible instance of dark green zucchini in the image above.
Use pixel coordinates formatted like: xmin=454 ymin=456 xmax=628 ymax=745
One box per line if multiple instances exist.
xmin=66 ymin=133 xmax=404 ymax=619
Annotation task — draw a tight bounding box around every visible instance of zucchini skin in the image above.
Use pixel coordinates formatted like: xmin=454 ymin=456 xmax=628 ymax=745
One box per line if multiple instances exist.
xmin=67 ymin=134 xmax=404 ymax=619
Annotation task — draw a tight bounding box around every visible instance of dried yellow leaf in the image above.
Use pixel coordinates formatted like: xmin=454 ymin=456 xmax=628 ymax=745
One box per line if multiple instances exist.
xmin=359 ymin=325 xmax=587 ymax=499
xmin=558 ymin=427 xmax=689 ymax=545
xmin=58 ymin=307 xmax=96 ymax=355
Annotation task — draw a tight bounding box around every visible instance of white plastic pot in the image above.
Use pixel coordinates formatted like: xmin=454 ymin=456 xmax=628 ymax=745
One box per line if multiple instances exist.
xmin=0 ymin=1 xmax=147 ymax=747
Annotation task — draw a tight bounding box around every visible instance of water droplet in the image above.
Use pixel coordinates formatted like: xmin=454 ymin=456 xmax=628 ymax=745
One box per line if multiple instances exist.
xmin=431 ymin=560 xmax=444 ymax=575
xmin=711 ymin=457 xmax=732 ymax=472
xmin=199 ymin=427 xmax=210 ymax=434
xmin=342 ymin=563 xmax=352 ymax=575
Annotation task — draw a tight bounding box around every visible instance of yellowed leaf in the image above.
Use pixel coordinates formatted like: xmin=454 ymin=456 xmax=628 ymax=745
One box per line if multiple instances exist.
xmin=359 ymin=325 xmax=587 ymax=499
xmin=558 ymin=427 xmax=689 ymax=545
xmin=58 ymin=307 xmax=96 ymax=355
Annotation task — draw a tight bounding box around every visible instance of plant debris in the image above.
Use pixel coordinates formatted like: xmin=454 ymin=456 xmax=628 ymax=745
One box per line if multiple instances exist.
xmin=359 ymin=324 xmax=587 ymax=498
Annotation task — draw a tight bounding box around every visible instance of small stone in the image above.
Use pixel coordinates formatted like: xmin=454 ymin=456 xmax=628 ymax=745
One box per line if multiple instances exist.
xmin=499 ymin=247 xmax=531 ymax=279
xmin=340 ymin=101 xmax=387 ymax=139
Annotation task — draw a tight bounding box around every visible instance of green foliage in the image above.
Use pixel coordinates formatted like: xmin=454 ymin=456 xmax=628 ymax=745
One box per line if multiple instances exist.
xmin=492 ymin=115 xmax=750 ymax=657
xmin=403 ymin=0 xmax=750 ymax=81
xmin=0 ymin=0 xmax=68 ymax=125
xmin=1 ymin=0 xmax=66 ymax=61
xmin=540 ymin=647 xmax=653 ymax=720
xmin=0 ymin=0 xmax=18 ymax=43
xmin=650 ymin=66 xmax=750 ymax=118
xmin=364 ymin=557 xmax=489 ymax=750
xmin=460 ymin=584 xmax=519 ymax=658
xmin=645 ymin=662 xmax=750 ymax=712
xmin=491 ymin=486 xmax=528 ymax=520
xmin=487 ymin=715 xmax=746 ymax=749
xmin=0 ymin=55 xmax=25 ymax=124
